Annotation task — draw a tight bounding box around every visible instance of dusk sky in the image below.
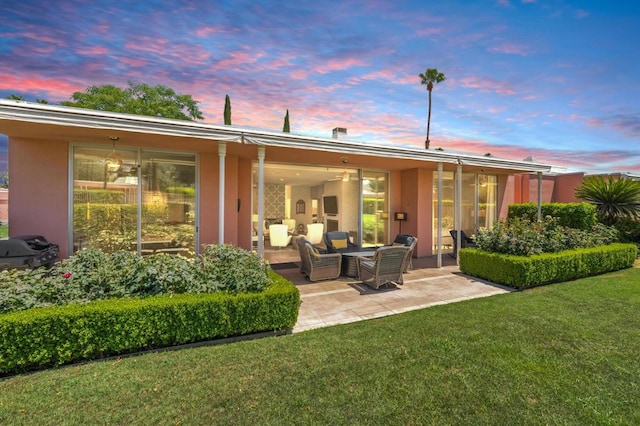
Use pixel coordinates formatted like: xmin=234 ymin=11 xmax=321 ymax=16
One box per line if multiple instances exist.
xmin=1 ymin=0 xmax=639 ymax=174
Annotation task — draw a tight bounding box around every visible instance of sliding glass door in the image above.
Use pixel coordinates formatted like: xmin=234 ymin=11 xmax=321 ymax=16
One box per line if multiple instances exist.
xmin=72 ymin=145 xmax=196 ymax=255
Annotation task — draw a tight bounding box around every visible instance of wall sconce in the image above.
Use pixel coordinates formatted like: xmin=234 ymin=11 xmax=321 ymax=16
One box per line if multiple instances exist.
xmin=394 ymin=212 xmax=407 ymax=234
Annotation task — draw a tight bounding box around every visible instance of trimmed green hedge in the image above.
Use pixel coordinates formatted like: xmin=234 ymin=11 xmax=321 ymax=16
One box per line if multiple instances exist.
xmin=459 ymin=243 xmax=637 ymax=290
xmin=508 ymin=202 xmax=597 ymax=230
xmin=0 ymin=272 xmax=299 ymax=376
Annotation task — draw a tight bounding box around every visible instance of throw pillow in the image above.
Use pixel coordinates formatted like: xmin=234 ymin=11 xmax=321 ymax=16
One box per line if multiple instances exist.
xmin=332 ymin=239 xmax=348 ymax=249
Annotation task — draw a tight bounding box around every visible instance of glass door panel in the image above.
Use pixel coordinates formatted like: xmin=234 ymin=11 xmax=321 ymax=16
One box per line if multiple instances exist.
xmin=432 ymin=171 xmax=455 ymax=253
xmin=140 ymin=151 xmax=196 ymax=256
xmin=72 ymin=145 xmax=139 ymax=253
xmin=362 ymin=171 xmax=388 ymax=247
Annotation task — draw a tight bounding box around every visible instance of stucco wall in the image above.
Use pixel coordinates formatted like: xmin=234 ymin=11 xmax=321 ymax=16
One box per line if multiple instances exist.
xmin=9 ymin=137 xmax=69 ymax=254
xmin=0 ymin=188 xmax=7 ymax=224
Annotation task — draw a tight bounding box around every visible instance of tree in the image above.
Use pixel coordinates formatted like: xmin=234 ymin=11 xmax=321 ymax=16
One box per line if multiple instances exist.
xmin=575 ymin=176 xmax=640 ymax=225
xmin=283 ymin=109 xmax=290 ymax=132
xmin=61 ymin=82 xmax=203 ymax=120
xmin=224 ymin=94 xmax=231 ymax=125
xmin=419 ymin=68 xmax=446 ymax=149
xmin=7 ymin=94 xmax=25 ymax=100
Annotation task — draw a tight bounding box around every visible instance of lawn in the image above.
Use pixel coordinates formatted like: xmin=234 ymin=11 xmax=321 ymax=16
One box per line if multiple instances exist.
xmin=1 ymin=266 xmax=639 ymax=425
xmin=0 ymin=224 xmax=7 ymax=238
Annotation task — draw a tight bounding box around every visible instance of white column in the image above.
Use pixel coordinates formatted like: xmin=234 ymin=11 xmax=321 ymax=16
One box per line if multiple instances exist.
xmin=456 ymin=162 xmax=462 ymax=266
xmin=437 ymin=162 xmax=443 ymax=268
xmin=218 ymin=142 xmax=226 ymax=244
xmin=257 ymin=146 xmax=266 ymax=257
xmin=537 ymin=171 xmax=543 ymax=221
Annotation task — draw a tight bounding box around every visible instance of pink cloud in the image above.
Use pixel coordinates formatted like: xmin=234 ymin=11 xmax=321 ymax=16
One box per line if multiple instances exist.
xmin=192 ymin=26 xmax=228 ymax=38
xmin=313 ymin=57 xmax=368 ymax=74
xmin=488 ymin=42 xmax=531 ymax=56
xmin=76 ymin=46 xmax=109 ymax=55
xmin=416 ymin=28 xmax=443 ymax=37
xmin=459 ymin=76 xmax=516 ymax=95
xmin=211 ymin=50 xmax=266 ymax=71
xmin=0 ymin=73 xmax=83 ymax=100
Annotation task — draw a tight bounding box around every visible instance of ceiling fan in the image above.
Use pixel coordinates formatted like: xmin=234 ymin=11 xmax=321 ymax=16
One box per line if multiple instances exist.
xmin=327 ymin=157 xmax=353 ymax=182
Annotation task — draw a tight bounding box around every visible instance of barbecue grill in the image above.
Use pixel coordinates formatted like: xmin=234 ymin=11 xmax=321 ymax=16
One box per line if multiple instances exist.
xmin=0 ymin=235 xmax=59 ymax=270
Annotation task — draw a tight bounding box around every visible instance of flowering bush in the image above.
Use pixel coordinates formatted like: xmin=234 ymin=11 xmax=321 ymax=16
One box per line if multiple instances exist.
xmin=0 ymin=245 xmax=272 ymax=314
xmin=475 ymin=216 xmax=619 ymax=256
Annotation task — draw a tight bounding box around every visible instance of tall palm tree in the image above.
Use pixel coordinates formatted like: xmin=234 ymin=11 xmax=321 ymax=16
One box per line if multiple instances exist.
xmin=575 ymin=176 xmax=640 ymax=225
xmin=419 ymin=68 xmax=446 ymax=149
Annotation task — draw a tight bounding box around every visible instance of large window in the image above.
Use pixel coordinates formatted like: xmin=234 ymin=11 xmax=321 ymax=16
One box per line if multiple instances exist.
xmin=432 ymin=172 xmax=497 ymax=252
xmin=362 ymin=171 xmax=389 ymax=247
xmin=72 ymin=146 xmax=196 ymax=255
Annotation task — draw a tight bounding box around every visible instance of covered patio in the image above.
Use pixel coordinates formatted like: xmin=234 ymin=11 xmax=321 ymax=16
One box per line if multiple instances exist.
xmin=270 ymin=253 xmax=512 ymax=332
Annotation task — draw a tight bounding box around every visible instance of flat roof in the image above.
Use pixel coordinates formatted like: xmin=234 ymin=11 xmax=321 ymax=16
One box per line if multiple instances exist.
xmin=0 ymin=99 xmax=553 ymax=173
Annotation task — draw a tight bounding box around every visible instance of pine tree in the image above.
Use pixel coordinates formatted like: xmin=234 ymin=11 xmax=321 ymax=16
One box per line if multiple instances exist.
xmin=224 ymin=94 xmax=231 ymax=125
xmin=283 ymin=109 xmax=290 ymax=132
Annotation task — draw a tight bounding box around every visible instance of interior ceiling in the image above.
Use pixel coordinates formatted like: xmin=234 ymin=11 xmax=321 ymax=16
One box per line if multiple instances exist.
xmin=255 ymin=163 xmax=358 ymax=185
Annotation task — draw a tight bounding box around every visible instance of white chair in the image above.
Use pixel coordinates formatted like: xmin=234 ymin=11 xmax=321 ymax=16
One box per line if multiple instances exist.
xmin=303 ymin=223 xmax=324 ymax=245
xmin=269 ymin=224 xmax=291 ymax=248
xmin=282 ymin=218 xmax=296 ymax=234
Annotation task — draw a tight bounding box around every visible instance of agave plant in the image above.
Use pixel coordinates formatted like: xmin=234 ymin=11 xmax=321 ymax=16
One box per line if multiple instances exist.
xmin=575 ymin=176 xmax=640 ymax=225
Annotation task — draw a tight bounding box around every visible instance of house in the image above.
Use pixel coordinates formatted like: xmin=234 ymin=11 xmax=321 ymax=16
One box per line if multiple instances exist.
xmin=0 ymin=99 xmax=554 ymax=265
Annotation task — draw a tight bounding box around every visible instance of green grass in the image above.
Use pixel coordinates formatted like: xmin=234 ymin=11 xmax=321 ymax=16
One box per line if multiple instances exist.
xmin=1 ymin=267 xmax=640 ymax=425
xmin=0 ymin=224 xmax=7 ymax=238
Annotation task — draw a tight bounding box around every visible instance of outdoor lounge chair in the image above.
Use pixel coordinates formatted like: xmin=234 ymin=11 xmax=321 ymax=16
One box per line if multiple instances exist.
xmin=295 ymin=236 xmax=342 ymax=281
xmin=324 ymin=231 xmax=359 ymax=254
xmin=356 ymin=245 xmax=411 ymax=289
xmin=449 ymin=229 xmax=476 ymax=258
xmin=391 ymin=234 xmax=418 ymax=272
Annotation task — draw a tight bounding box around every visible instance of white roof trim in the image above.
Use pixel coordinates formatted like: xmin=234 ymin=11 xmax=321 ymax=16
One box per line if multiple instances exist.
xmin=0 ymin=99 xmax=553 ymax=173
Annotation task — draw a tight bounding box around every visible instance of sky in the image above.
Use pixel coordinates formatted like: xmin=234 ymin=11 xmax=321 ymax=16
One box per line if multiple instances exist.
xmin=1 ymin=0 xmax=639 ymax=174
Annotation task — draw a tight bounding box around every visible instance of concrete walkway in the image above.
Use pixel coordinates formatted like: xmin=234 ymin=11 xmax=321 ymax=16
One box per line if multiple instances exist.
xmin=274 ymin=255 xmax=513 ymax=333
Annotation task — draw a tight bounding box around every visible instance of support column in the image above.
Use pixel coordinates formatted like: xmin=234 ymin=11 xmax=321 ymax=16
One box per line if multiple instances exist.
xmin=437 ymin=162 xmax=443 ymax=268
xmin=456 ymin=162 xmax=462 ymax=266
xmin=257 ymin=146 xmax=266 ymax=257
xmin=537 ymin=171 xmax=543 ymax=221
xmin=218 ymin=143 xmax=226 ymax=243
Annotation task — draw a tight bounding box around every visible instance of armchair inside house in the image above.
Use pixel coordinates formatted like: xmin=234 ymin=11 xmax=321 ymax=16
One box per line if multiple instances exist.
xmin=391 ymin=234 xmax=418 ymax=272
xmin=282 ymin=218 xmax=296 ymax=234
xmin=269 ymin=224 xmax=291 ymax=248
xmin=449 ymin=230 xmax=476 ymax=258
xmin=356 ymin=245 xmax=411 ymax=289
xmin=301 ymin=223 xmax=324 ymax=245
xmin=295 ymin=237 xmax=342 ymax=282
xmin=324 ymin=231 xmax=360 ymax=254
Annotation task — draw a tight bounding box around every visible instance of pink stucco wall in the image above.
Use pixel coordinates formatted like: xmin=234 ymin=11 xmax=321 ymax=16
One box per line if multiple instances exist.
xmin=9 ymin=137 xmax=69 ymax=253
xmin=0 ymin=189 xmax=7 ymax=224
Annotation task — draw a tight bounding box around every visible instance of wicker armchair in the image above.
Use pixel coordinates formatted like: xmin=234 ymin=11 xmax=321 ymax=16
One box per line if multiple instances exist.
xmin=296 ymin=237 xmax=342 ymax=282
xmin=391 ymin=234 xmax=418 ymax=272
xmin=356 ymin=246 xmax=410 ymax=289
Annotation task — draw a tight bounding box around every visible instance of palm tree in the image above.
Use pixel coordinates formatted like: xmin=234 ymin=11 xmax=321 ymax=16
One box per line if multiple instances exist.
xmin=575 ymin=176 xmax=640 ymax=225
xmin=419 ymin=68 xmax=446 ymax=149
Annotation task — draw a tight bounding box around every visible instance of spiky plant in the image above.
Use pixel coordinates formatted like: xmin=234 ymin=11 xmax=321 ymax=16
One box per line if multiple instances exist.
xmin=575 ymin=176 xmax=640 ymax=225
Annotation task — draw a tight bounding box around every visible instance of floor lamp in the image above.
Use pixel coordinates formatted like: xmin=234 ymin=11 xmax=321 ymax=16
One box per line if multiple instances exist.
xmin=394 ymin=212 xmax=407 ymax=235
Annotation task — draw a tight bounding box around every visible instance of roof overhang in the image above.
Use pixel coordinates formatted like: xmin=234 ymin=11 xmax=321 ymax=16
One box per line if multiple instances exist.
xmin=0 ymin=99 xmax=553 ymax=174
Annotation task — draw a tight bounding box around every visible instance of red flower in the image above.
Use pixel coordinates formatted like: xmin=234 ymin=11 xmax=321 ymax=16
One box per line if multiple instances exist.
xmin=63 ymin=272 xmax=72 ymax=279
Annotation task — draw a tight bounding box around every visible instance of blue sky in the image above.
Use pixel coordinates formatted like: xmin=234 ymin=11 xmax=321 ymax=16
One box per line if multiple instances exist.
xmin=1 ymin=0 xmax=639 ymax=173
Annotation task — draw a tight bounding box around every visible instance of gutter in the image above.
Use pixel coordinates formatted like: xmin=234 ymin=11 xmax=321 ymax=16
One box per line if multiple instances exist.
xmin=0 ymin=99 xmax=553 ymax=173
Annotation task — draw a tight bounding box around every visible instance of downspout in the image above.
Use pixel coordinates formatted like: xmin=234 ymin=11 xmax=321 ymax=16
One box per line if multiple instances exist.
xmin=456 ymin=162 xmax=462 ymax=266
xmin=437 ymin=162 xmax=443 ymax=268
xmin=537 ymin=171 xmax=542 ymax=221
xmin=218 ymin=142 xmax=226 ymax=243
xmin=257 ymin=146 xmax=266 ymax=257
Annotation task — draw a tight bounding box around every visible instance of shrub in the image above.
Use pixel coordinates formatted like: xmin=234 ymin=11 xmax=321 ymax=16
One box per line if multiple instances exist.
xmin=614 ymin=218 xmax=640 ymax=244
xmin=199 ymin=244 xmax=270 ymax=293
xmin=0 ymin=271 xmax=300 ymax=375
xmin=459 ymin=243 xmax=637 ymax=289
xmin=508 ymin=202 xmax=597 ymax=230
xmin=476 ymin=216 xmax=619 ymax=256
xmin=0 ymin=245 xmax=272 ymax=314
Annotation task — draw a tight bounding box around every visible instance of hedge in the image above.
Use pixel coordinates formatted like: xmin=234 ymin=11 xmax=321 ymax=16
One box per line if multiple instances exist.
xmin=459 ymin=243 xmax=637 ymax=290
xmin=0 ymin=272 xmax=300 ymax=376
xmin=508 ymin=202 xmax=597 ymax=230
